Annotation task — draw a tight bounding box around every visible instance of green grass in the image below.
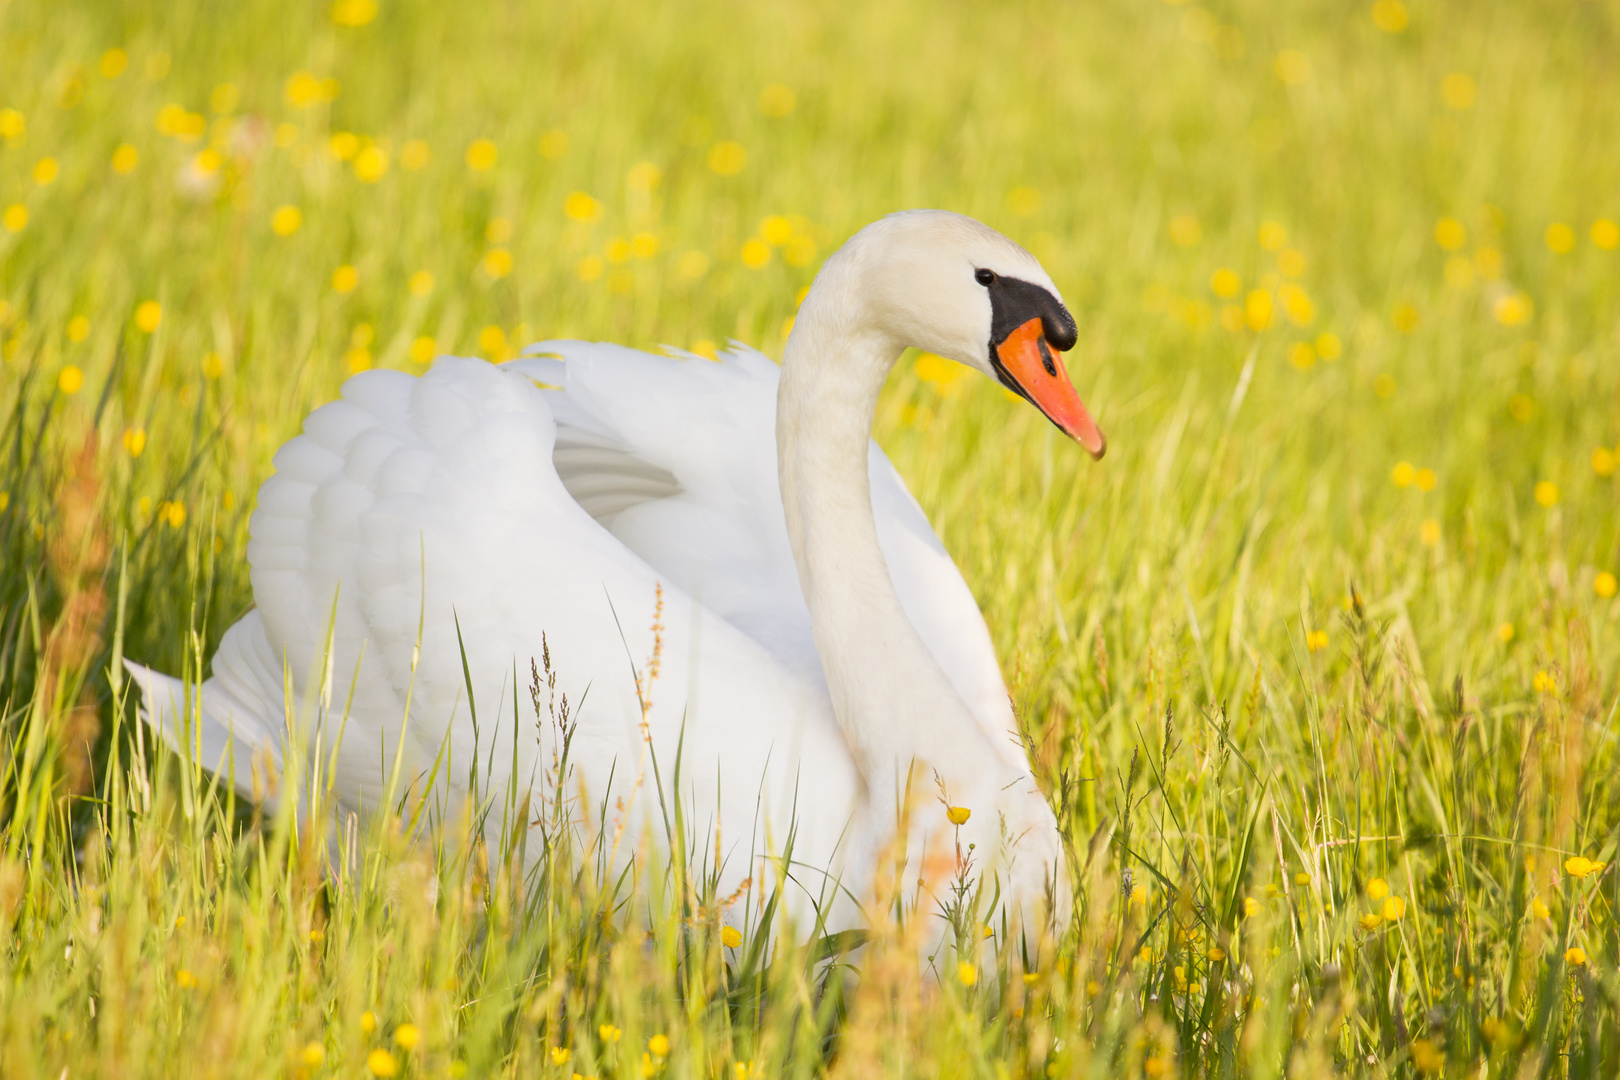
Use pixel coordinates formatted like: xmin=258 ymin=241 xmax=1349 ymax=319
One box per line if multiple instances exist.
xmin=3 ymin=0 xmax=1620 ymax=1075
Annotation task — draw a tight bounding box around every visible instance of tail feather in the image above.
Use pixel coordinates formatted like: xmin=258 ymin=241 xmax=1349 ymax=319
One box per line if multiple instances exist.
xmin=124 ymin=653 xmax=285 ymax=807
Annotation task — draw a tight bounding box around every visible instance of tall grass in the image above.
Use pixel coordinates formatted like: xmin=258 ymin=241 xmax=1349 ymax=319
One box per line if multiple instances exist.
xmin=2 ymin=0 xmax=1618 ymax=1075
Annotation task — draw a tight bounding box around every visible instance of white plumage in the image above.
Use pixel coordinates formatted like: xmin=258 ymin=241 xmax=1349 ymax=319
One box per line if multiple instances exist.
xmin=130 ymin=210 xmax=1092 ymax=939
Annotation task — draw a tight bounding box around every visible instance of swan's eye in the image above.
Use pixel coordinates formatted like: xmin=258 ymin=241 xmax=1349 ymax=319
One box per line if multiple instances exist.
xmin=975 ymin=268 xmax=995 ymax=286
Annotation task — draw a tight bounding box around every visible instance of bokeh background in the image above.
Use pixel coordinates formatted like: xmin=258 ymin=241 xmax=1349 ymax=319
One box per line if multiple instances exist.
xmin=2 ymin=0 xmax=1618 ymax=1076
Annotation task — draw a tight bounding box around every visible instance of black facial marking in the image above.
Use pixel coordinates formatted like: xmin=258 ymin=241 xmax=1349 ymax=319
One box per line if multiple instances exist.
xmin=986 ymin=275 xmax=1078 ymax=353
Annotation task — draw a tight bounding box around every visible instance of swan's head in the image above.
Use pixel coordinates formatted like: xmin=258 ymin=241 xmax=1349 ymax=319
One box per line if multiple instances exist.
xmin=838 ymin=209 xmax=1105 ymax=459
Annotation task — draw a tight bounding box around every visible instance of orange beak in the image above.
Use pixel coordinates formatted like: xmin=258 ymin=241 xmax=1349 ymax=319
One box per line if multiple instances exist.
xmin=994 ymin=318 xmax=1106 ymax=459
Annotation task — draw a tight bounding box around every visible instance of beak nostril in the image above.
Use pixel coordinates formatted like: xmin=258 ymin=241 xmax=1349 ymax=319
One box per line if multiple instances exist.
xmin=1036 ymin=338 xmax=1057 ymax=377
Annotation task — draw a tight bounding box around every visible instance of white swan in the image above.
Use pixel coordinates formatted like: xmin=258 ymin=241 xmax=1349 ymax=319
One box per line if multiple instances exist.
xmin=129 ymin=209 xmax=1105 ymax=940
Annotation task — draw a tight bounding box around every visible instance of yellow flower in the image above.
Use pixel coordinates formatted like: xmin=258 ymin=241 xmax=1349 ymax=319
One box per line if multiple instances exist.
xmin=946 ymin=806 xmax=971 ymax=826
xmin=367 ymin=1048 xmax=398 ymax=1078
xmin=1391 ymin=303 xmax=1419 ymax=333
xmin=1391 ymin=461 xmax=1416 ymax=487
xmin=332 ymin=265 xmax=359 ymax=294
xmin=1420 ymin=519 xmax=1441 ymax=547
xmin=400 ymin=139 xmax=431 ymax=170
xmin=100 ymin=48 xmax=129 ymax=78
xmin=564 ymin=191 xmax=603 ymax=223
xmin=1593 ymin=448 xmax=1617 ymax=477
xmin=1358 ymin=913 xmax=1382 ymax=931
xmin=1022 ymin=971 xmax=1040 ymax=984
xmin=4 ymin=204 xmax=30 ymax=232
xmin=1593 ymin=219 xmax=1620 ymax=251
xmin=479 ymin=246 xmax=511 ymax=276
xmin=632 ymin=233 xmax=659 ymax=259
xmin=648 ymin=1034 xmax=670 ymax=1057
xmin=1496 ymin=622 xmax=1515 ymax=643
xmin=740 ymin=239 xmax=771 ymax=269
xmin=576 ymin=255 xmax=604 ymax=282
xmin=1532 ymin=897 xmax=1550 ymax=919
xmin=478 ymin=325 xmax=507 ymax=355
xmin=758 ymin=84 xmax=796 ymax=117
xmin=1565 ymin=856 xmax=1605 ymax=878
xmin=271 ymin=205 xmax=302 ymax=236
xmin=58 ymin=365 xmax=85 ymax=395
xmin=1244 ymin=289 xmax=1273 ymax=330
xmin=203 ymin=352 xmax=225 ymax=379
xmin=176 ymin=968 xmax=197 ymax=988
xmin=1130 ymin=883 xmax=1148 ymax=906
xmin=394 ymin=1023 xmax=420 ymax=1051
xmin=607 ymin=237 xmax=632 ymax=264
xmin=1306 ymin=631 xmax=1327 ymax=653
xmin=550 ymin=1046 xmax=572 ymax=1065
xmin=409 ymin=337 xmax=436 ymax=364
xmin=1410 ymin=1038 xmax=1444 ymax=1074
xmin=1415 ymin=467 xmax=1436 ymax=491
xmin=721 ymin=925 xmax=742 ymax=948
xmin=132 ymin=300 xmax=163 ymax=333
xmin=640 ymin=1054 xmax=660 ymax=1078
xmin=409 ymin=271 xmax=435 ymax=297
xmin=707 ymin=141 xmax=747 ymax=176
xmin=465 ymin=138 xmax=498 ymax=171
xmin=123 ymin=428 xmax=147 ymax=457
xmin=1481 ymin=1017 xmax=1506 ymax=1043
xmin=1507 ymin=393 xmax=1535 ymax=422
xmin=332 ymin=0 xmax=378 ymax=27
xmin=956 ymin=962 xmax=977 ymax=987
xmin=1206 ymin=946 xmax=1226 ymax=962
xmin=33 ymin=157 xmax=58 ymax=186
xmin=0 ymin=108 xmax=23 ymax=140
xmin=1494 ymin=292 xmax=1534 ymax=326
xmin=599 ymin=1024 xmax=621 ymax=1043
xmin=1294 ymin=871 xmax=1312 ymax=886
xmin=1533 ymin=481 xmax=1558 ymax=508
xmin=1210 ymin=268 xmax=1241 ymax=298
xmin=1381 ymin=895 xmax=1406 ymax=920
xmin=353 ymin=145 xmax=390 ymax=182
xmin=1565 ymin=947 xmax=1587 ymax=967
xmin=111 ymin=144 xmax=139 ymax=174
xmin=1441 ymin=72 xmax=1476 ymax=110
xmin=1545 ymin=222 xmax=1575 ymax=254
xmin=1144 ymin=1056 xmax=1169 ymax=1078
xmin=301 ymin=1042 xmax=325 ymax=1066
xmin=1433 ymin=217 xmax=1466 ymax=251
xmin=1257 ymin=221 xmax=1287 ymax=251
xmin=1596 ymin=572 xmax=1617 ymax=599
xmin=1288 ymin=342 xmax=1315 ymax=371
xmin=1533 ymin=671 xmax=1558 ymax=697
xmin=361 ymin=1010 xmax=378 ymax=1034
xmin=1373 ymin=373 xmax=1397 ymax=399
xmin=1366 ymin=0 xmax=1412 ymax=31
xmin=1314 ymin=331 xmax=1342 ymax=361
xmin=1243 ymin=896 xmax=1259 ymax=917
xmin=329 ymin=131 xmax=360 ymax=160
xmin=1366 ymin=878 xmax=1389 ymax=901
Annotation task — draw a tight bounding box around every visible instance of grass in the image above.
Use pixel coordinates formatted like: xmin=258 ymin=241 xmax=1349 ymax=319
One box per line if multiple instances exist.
xmin=3 ymin=0 xmax=1619 ymax=1074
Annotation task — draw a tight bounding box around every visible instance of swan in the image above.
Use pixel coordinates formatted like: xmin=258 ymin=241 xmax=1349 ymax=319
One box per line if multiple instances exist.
xmin=128 ymin=209 xmax=1105 ymax=943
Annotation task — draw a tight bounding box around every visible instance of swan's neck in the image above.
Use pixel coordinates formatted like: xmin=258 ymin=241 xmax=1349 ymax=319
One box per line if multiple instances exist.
xmin=777 ymin=273 xmax=1002 ymax=805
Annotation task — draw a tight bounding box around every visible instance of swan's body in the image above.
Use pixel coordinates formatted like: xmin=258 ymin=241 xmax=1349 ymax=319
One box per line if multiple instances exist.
xmin=130 ymin=210 xmax=1104 ymax=939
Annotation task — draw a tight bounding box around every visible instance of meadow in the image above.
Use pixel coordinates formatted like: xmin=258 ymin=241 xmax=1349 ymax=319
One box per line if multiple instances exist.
xmin=2 ymin=0 xmax=1619 ymax=1075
